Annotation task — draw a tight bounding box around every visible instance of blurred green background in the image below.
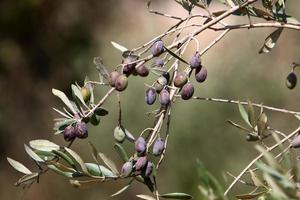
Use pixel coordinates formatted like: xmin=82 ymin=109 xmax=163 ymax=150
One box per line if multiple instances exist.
xmin=1 ymin=0 xmax=299 ymax=199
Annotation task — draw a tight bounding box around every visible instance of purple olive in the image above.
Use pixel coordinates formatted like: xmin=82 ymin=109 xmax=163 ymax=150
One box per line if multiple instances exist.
xmin=108 ymin=71 xmax=120 ymax=87
xmin=63 ymin=125 xmax=76 ymax=141
xmin=136 ymin=65 xmax=149 ymax=77
xmin=152 ymin=138 xmax=165 ymax=156
xmin=135 ymin=156 xmax=148 ymax=171
xmin=195 ymin=67 xmax=207 ymax=83
xmin=122 ymin=55 xmax=138 ymax=75
xmin=155 ymin=58 xmax=164 ymax=67
xmin=159 ymin=89 xmax=170 ymax=106
xmin=151 ymin=40 xmax=164 ymax=57
xmin=189 ymin=52 xmax=201 ymax=69
xmin=75 ymin=121 xmax=88 ymax=139
xmin=135 ymin=137 xmax=146 ymax=155
xmin=174 ymin=72 xmax=188 ymax=88
xmin=144 ymin=161 xmax=154 ymax=177
xmin=181 ymin=83 xmax=194 ymax=100
xmin=121 ymin=161 xmax=133 ymax=177
xmin=115 ymin=74 xmax=128 ymax=92
xmin=292 ymin=134 xmax=300 ymax=148
xmin=145 ymin=87 xmax=156 ymax=105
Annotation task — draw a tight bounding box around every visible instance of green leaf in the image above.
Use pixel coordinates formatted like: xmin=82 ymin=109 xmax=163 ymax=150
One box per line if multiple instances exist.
xmin=227 ymin=120 xmax=253 ymax=133
xmin=247 ymin=101 xmax=256 ymax=127
xmin=111 ymin=179 xmax=133 ymax=197
xmin=238 ymin=103 xmax=252 ymax=127
xmin=24 ymin=144 xmax=44 ymax=163
xmin=250 ymin=170 xmax=266 ymax=187
xmin=34 ymin=150 xmax=56 ymax=161
xmin=256 ymin=145 xmax=278 ymax=169
xmin=52 ymin=150 xmax=76 ymax=169
xmin=85 ymin=163 xmax=117 ymax=178
xmin=114 ymin=143 xmax=129 ymax=162
xmin=163 ymin=46 xmax=189 ymax=65
xmin=71 ymin=84 xmax=88 ymax=108
xmin=111 ymin=41 xmax=128 ymax=52
xmin=29 ymin=140 xmax=60 ymax=152
xmin=259 ymin=28 xmax=283 ymax=54
xmin=235 ymin=191 xmax=266 ymax=199
xmin=7 ymin=157 xmax=32 ymax=175
xmin=53 ymin=118 xmax=76 ymax=134
xmin=160 ymin=192 xmax=193 ymax=199
xmin=94 ymin=107 xmax=109 ymax=116
xmin=65 ymin=147 xmax=88 ymax=174
xmin=48 ymin=165 xmax=73 ymax=178
xmin=52 ymin=88 xmax=76 ymax=114
xmin=98 ymin=152 xmax=119 ymax=176
xmin=136 ymin=194 xmax=156 ymax=200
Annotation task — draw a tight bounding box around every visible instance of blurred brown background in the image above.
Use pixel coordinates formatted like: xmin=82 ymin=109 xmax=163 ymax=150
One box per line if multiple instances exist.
xmin=1 ymin=0 xmax=300 ymax=199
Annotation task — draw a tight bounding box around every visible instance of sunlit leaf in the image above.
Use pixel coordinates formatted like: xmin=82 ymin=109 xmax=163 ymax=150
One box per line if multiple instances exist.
xmin=99 ymin=152 xmax=119 ymax=175
xmin=235 ymin=191 xmax=266 ymax=199
xmin=65 ymin=147 xmax=88 ymax=174
xmin=111 ymin=179 xmax=133 ymax=197
xmin=259 ymin=28 xmax=283 ymax=54
xmin=160 ymin=192 xmax=193 ymax=199
xmin=47 ymin=164 xmax=73 ymax=178
xmin=7 ymin=157 xmax=32 ymax=175
xmin=85 ymin=163 xmax=117 ymax=178
xmin=52 ymin=150 xmax=76 ymax=169
xmin=15 ymin=172 xmax=39 ymax=187
xmin=29 ymin=140 xmax=60 ymax=152
xmin=136 ymin=194 xmax=156 ymax=200
xmin=24 ymin=144 xmax=44 ymax=163
xmin=111 ymin=41 xmax=128 ymax=52
xmin=257 ymin=112 xmax=268 ymax=135
xmin=71 ymin=84 xmax=88 ymax=108
xmin=238 ymin=103 xmax=252 ymax=127
xmin=52 ymin=89 xmax=76 ymax=114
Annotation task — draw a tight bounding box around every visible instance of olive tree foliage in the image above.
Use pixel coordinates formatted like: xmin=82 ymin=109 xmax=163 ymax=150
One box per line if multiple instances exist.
xmin=7 ymin=0 xmax=300 ymax=199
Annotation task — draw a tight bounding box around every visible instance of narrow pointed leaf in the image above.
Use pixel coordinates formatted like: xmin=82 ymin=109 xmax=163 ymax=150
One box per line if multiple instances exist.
xmin=71 ymin=84 xmax=88 ymax=107
xmin=238 ymin=103 xmax=252 ymax=127
xmin=24 ymin=144 xmax=44 ymax=162
xmin=15 ymin=172 xmax=39 ymax=187
xmin=7 ymin=157 xmax=32 ymax=175
xmin=259 ymin=28 xmax=283 ymax=54
xmin=111 ymin=179 xmax=133 ymax=197
xmin=52 ymin=88 xmax=76 ymax=114
xmin=111 ymin=41 xmax=128 ymax=52
xmin=85 ymin=163 xmax=117 ymax=178
xmin=136 ymin=194 xmax=156 ymax=200
xmin=114 ymin=143 xmax=129 ymax=162
xmin=65 ymin=147 xmax=88 ymax=174
xmin=160 ymin=192 xmax=193 ymax=199
xmin=29 ymin=140 xmax=60 ymax=152
xmin=48 ymin=164 xmax=73 ymax=178
xmin=93 ymin=57 xmax=109 ymax=79
xmin=257 ymin=112 xmax=268 ymax=135
xmin=52 ymin=150 xmax=76 ymax=169
xmin=235 ymin=191 xmax=266 ymax=199
xmin=99 ymin=152 xmax=119 ymax=175
xmin=163 ymin=46 xmax=189 ymax=65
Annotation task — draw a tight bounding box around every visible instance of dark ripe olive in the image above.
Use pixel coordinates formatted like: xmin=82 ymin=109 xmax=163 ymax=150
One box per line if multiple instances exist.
xmin=246 ymin=134 xmax=259 ymax=142
xmin=151 ymin=40 xmax=164 ymax=57
xmin=114 ymin=126 xmax=126 ymax=143
xmin=181 ymin=83 xmax=194 ymax=100
xmin=155 ymin=58 xmax=164 ymax=67
xmin=152 ymin=138 xmax=165 ymax=156
xmin=144 ymin=161 xmax=154 ymax=177
xmin=189 ymin=52 xmax=201 ymax=69
xmin=115 ymin=75 xmax=128 ymax=92
xmin=108 ymin=71 xmax=120 ymax=87
xmin=90 ymin=114 xmax=100 ymax=126
xmin=75 ymin=121 xmax=88 ymax=139
xmin=63 ymin=125 xmax=76 ymax=142
xmin=195 ymin=67 xmax=207 ymax=83
xmin=159 ymin=89 xmax=170 ymax=106
xmin=145 ymin=87 xmax=156 ymax=105
xmin=174 ymin=72 xmax=188 ymax=88
xmin=80 ymin=86 xmax=91 ymax=102
xmin=121 ymin=161 xmax=133 ymax=177
xmin=286 ymin=72 xmax=297 ymax=89
xmin=136 ymin=65 xmax=149 ymax=77
xmin=135 ymin=137 xmax=147 ymax=155
xmin=122 ymin=55 xmax=138 ymax=75
xmin=135 ymin=156 xmax=148 ymax=171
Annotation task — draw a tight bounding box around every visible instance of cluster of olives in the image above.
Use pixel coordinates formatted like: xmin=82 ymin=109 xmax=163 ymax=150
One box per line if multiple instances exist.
xmin=120 ymin=136 xmax=165 ymax=178
xmin=63 ymin=121 xmax=88 ymax=141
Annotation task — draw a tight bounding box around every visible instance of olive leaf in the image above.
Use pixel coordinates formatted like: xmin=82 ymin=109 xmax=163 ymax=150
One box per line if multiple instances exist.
xmin=7 ymin=157 xmax=32 ymax=175
xmin=235 ymin=191 xmax=266 ymax=199
xmin=136 ymin=194 xmax=156 ymax=200
xmin=52 ymin=150 xmax=76 ymax=169
xmin=47 ymin=165 xmax=74 ymax=178
xmin=98 ymin=152 xmax=120 ymax=176
xmin=52 ymin=88 xmax=76 ymax=114
xmin=114 ymin=143 xmax=129 ymax=162
xmin=111 ymin=41 xmax=128 ymax=53
xmin=65 ymin=147 xmax=89 ymax=174
xmin=24 ymin=144 xmax=44 ymax=163
xmin=163 ymin=46 xmax=189 ymax=65
xmin=71 ymin=84 xmax=88 ymax=108
xmin=15 ymin=172 xmax=39 ymax=187
xmin=257 ymin=112 xmax=268 ymax=135
xmin=259 ymin=28 xmax=283 ymax=54
xmin=29 ymin=140 xmax=60 ymax=152
xmin=238 ymin=103 xmax=252 ymax=127
xmin=159 ymin=192 xmax=193 ymax=199
xmin=93 ymin=57 xmax=109 ymax=80
xmin=85 ymin=163 xmax=117 ymax=178
xmin=111 ymin=179 xmax=133 ymax=197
